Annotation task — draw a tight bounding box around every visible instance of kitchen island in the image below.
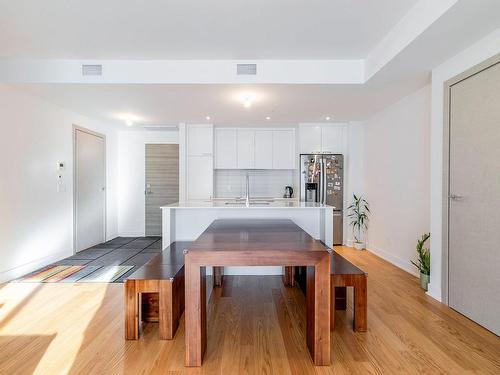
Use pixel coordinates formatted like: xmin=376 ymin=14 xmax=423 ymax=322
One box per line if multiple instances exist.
xmin=161 ymin=199 xmax=334 ymax=275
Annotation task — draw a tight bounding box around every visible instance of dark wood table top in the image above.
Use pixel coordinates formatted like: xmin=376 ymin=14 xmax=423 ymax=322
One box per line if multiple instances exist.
xmin=188 ymin=219 xmax=328 ymax=253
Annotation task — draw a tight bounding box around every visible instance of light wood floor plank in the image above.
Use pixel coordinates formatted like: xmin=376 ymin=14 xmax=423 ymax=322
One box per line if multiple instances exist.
xmin=0 ymin=248 xmax=499 ymax=374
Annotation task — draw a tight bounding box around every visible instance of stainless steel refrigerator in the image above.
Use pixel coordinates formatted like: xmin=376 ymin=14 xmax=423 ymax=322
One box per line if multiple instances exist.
xmin=299 ymin=154 xmax=344 ymax=245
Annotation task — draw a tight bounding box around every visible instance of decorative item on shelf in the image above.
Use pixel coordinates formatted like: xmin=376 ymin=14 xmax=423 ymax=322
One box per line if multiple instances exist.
xmin=411 ymin=233 xmax=431 ymax=291
xmin=347 ymin=194 xmax=370 ymax=250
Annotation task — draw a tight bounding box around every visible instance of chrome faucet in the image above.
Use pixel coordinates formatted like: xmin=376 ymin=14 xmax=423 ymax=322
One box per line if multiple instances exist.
xmin=245 ymin=172 xmax=250 ymax=206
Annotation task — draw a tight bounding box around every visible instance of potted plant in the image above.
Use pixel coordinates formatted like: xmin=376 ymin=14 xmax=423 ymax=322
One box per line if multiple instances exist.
xmin=411 ymin=233 xmax=431 ymax=291
xmin=347 ymin=194 xmax=370 ymax=250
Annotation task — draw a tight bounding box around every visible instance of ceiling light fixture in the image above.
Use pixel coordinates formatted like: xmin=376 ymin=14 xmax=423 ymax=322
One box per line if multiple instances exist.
xmin=206 ymin=116 xmax=211 ymax=120
xmin=266 ymin=116 xmax=271 ymax=120
xmin=125 ymin=119 xmax=133 ymax=126
xmin=243 ymin=96 xmax=253 ymax=108
xmin=325 ymin=116 xmax=331 ymax=121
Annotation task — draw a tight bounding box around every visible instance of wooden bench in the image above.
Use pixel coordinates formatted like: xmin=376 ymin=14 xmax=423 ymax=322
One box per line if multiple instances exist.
xmin=124 ymin=241 xmax=192 ymax=340
xmin=330 ymin=251 xmax=367 ymax=332
xmin=284 ymin=250 xmax=368 ymax=332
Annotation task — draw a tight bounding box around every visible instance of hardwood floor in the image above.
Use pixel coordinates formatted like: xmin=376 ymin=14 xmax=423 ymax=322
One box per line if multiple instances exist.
xmin=0 ymin=247 xmax=499 ymax=374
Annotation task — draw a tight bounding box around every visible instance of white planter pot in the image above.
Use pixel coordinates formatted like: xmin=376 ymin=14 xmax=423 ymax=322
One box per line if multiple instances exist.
xmin=353 ymin=242 xmax=365 ymax=250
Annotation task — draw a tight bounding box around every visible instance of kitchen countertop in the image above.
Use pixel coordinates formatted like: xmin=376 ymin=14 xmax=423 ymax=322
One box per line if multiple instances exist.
xmin=161 ymin=200 xmax=335 ymax=209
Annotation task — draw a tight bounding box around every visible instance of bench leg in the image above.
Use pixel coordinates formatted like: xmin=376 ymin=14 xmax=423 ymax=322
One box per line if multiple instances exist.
xmin=282 ymin=266 xmax=295 ymax=287
xmin=125 ymin=280 xmax=139 ymax=340
xmin=159 ymin=280 xmax=174 ymax=340
xmin=214 ymin=266 xmax=224 ymax=287
xmin=353 ymin=275 xmax=367 ymax=332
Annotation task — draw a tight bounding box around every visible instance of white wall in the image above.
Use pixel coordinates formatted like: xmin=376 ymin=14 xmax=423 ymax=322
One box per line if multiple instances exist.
xmin=344 ymin=122 xmax=365 ymax=245
xmin=0 ymin=83 xmax=119 ymax=282
xmin=429 ymin=28 xmax=500 ymax=301
xmin=364 ymin=85 xmax=431 ymax=276
xmin=117 ymin=130 xmax=179 ymax=236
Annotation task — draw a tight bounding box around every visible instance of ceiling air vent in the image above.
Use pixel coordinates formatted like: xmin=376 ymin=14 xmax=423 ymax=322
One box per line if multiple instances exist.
xmin=237 ymin=64 xmax=257 ymax=75
xmin=82 ymin=64 xmax=102 ymax=76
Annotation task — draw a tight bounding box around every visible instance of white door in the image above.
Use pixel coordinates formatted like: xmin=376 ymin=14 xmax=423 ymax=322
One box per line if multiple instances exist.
xmin=448 ymin=60 xmax=500 ymax=335
xmin=187 ymin=155 xmax=213 ymax=199
xmin=75 ymin=128 xmax=105 ymax=252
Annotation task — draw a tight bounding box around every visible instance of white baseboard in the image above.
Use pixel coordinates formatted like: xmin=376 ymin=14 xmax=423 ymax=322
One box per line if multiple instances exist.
xmin=0 ymin=250 xmax=70 ymax=283
xmin=366 ymin=243 xmax=419 ymax=277
xmin=118 ymin=232 xmax=145 ymax=237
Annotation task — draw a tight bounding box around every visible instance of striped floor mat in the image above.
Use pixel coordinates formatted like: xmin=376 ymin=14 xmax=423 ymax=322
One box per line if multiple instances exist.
xmin=18 ymin=265 xmax=83 ymax=282
xmin=77 ymin=266 xmax=133 ymax=282
xmin=16 ymin=265 xmax=133 ymax=283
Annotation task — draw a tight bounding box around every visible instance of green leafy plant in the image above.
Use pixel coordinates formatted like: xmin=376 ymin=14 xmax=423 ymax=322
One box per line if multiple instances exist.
xmin=411 ymin=233 xmax=430 ymax=275
xmin=347 ymin=194 xmax=370 ymax=243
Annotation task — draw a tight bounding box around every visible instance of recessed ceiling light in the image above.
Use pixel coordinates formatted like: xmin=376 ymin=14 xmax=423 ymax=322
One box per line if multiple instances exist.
xmin=266 ymin=116 xmax=271 ymax=120
xmin=206 ymin=116 xmax=211 ymax=120
xmin=325 ymin=116 xmax=331 ymax=121
xmin=125 ymin=119 xmax=133 ymax=126
xmin=243 ymin=97 xmax=253 ymax=108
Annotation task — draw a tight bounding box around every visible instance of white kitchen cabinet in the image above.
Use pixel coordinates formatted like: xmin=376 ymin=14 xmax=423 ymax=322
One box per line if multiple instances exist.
xmin=187 ymin=125 xmax=213 ymax=156
xmin=237 ymin=129 xmax=255 ymax=169
xmin=272 ymin=130 xmax=295 ymax=169
xmin=299 ymin=125 xmax=322 ymax=154
xmin=187 ymin=155 xmax=213 ymax=199
xmin=254 ymin=130 xmax=273 ymax=169
xmin=215 ymin=129 xmax=237 ymax=169
xmin=299 ymin=124 xmax=346 ymax=154
xmin=321 ymin=126 xmax=344 ymax=154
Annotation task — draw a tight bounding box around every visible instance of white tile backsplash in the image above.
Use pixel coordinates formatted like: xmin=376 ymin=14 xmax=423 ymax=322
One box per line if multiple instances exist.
xmin=214 ymin=169 xmax=296 ymax=198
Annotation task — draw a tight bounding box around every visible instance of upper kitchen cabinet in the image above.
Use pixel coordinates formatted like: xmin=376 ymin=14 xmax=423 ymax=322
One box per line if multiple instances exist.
xmin=215 ymin=129 xmax=237 ymax=169
xmin=187 ymin=124 xmax=213 ymax=156
xmin=214 ymin=128 xmax=296 ymax=170
xmin=299 ymin=123 xmax=346 ymax=154
xmin=321 ymin=126 xmax=344 ymax=154
xmin=254 ymin=130 xmax=273 ymax=169
xmin=272 ymin=130 xmax=295 ymax=169
xmin=299 ymin=125 xmax=322 ymax=154
xmin=237 ymin=129 xmax=255 ymax=169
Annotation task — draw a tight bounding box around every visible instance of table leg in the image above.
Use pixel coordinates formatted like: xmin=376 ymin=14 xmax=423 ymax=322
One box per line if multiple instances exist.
xmin=353 ymin=275 xmax=367 ymax=332
xmin=330 ymin=278 xmax=335 ymax=331
xmin=282 ymin=266 xmax=295 ymax=287
xmin=124 ymin=280 xmax=138 ymax=340
xmin=185 ymin=261 xmax=206 ymax=367
xmin=306 ymin=255 xmax=331 ymax=365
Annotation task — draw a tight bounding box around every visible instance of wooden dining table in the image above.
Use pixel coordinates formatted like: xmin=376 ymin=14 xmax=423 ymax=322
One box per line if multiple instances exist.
xmin=183 ymin=218 xmax=331 ymax=367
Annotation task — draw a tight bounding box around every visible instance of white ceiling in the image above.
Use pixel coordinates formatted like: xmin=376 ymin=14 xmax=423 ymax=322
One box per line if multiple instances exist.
xmin=14 ymin=78 xmax=428 ymax=127
xmin=0 ymin=0 xmax=418 ymax=59
xmin=3 ymin=0 xmax=500 ymax=126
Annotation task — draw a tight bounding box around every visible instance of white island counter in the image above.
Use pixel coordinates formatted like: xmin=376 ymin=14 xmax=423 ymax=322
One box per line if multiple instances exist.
xmin=161 ymin=199 xmax=334 ymax=275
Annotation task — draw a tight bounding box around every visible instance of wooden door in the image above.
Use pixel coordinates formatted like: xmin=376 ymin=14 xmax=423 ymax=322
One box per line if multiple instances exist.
xmin=448 ymin=60 xmax=500 ymax=335
xmin=145 ymin=144 xmax=179 ymax=236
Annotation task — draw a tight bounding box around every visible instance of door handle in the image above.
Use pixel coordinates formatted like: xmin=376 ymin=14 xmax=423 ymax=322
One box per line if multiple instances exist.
xmin=449 ymin=194 xmax=464 ymax=201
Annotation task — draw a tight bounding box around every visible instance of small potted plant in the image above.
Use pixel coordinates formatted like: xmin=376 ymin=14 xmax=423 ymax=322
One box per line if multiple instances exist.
xmin=411 ymin=233 xmax=431 ymax=291
xmin=347 ymin=194 xmax=370 ymax=250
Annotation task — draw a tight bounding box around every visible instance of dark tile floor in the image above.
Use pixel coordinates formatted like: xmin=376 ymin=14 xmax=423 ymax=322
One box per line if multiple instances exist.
xmin=50 ymin=236 xmax=162 ymax=282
